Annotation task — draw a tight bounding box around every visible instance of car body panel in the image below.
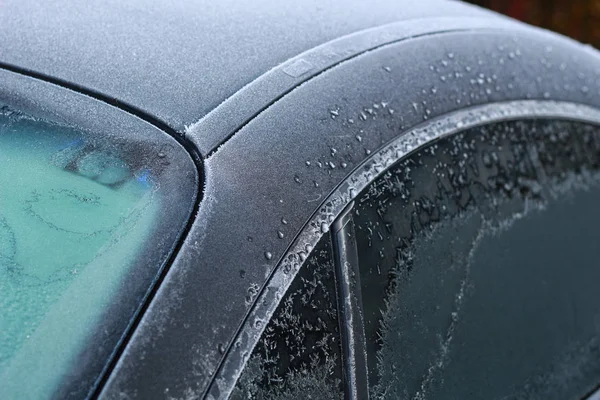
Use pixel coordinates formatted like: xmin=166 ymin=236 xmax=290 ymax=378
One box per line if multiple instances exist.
xmin=186 ymin=14 xmax=531 ymax=156
xmin=99 ymin=21 xmax=600 ymax=400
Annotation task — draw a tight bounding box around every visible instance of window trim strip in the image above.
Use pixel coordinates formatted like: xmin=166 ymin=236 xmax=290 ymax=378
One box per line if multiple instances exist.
xmin=332 ymin=202 xmax=370 ymax=400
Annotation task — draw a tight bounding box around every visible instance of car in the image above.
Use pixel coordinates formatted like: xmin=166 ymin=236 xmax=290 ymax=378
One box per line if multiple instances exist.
xmin=2 ymin=0 xmax=600 ymax=399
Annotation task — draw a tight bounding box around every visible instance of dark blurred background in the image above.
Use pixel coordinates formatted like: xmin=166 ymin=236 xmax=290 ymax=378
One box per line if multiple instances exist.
xmin=466 ymin=0 xmax=600 ymax=47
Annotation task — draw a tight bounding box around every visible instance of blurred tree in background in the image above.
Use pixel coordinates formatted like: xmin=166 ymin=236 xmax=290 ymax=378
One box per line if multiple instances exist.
xmin=466 ymin=0 xmax=600 ymax=47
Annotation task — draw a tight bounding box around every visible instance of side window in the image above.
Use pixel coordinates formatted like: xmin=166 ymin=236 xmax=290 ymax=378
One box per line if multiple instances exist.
xmin=231 ymin=233 xmax=344 ymax=400
xmin=353 ymin=120 xmax=600 ymax=399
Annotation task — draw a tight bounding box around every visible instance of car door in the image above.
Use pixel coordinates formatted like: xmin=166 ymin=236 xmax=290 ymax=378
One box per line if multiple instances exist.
xmin=202 ymin=29 xmax=600 ymax=400
xmin=223 ymin=109 xmax=600 ymax=400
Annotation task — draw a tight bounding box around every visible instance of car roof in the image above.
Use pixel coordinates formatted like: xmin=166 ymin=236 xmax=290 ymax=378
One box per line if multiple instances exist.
xmin=0 ymin=0 xmax=494 ymax=144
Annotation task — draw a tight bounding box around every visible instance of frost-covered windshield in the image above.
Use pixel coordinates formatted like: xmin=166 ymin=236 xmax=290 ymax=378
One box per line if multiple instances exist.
xmin=0 ymin=108 xmax=194 ymax=399
xmin=354 ymin=119 xmax=600 ymax=399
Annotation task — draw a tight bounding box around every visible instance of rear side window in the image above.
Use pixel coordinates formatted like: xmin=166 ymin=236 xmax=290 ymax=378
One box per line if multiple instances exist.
xmin=354 ymin=119 xmax=600 ymax=399
xmin=231 ymin=233 xmax=343 ymax=400
xmin=0 ymin=107 xmax=197 ymax=399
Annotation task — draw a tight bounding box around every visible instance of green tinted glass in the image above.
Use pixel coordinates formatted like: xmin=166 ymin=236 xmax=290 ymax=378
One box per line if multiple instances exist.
xmin=0 ymin=110 xmax=166 ymax=398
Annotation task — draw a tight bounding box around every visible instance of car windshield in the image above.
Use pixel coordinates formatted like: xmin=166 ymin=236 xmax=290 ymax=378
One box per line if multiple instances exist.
xmin=0 ymin=110 xmax=163 ymax=398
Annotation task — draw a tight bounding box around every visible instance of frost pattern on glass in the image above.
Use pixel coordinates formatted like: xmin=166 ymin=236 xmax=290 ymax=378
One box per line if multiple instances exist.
xmin=231 ymin=235 xmax=343 ymax=400
xmin=0 ymin=108 xmax=160 ymax=398
xmin=353 ymin=120 xmax=600 ymax=400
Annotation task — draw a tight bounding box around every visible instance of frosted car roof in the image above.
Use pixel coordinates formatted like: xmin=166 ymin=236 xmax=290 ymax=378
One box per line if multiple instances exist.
xmin=0 ymin=0 xmax=494 ymax=141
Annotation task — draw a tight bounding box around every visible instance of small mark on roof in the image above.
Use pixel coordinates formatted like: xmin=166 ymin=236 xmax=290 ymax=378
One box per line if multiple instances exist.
xmin=282 ymin=59 xmax=314 ymax=78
